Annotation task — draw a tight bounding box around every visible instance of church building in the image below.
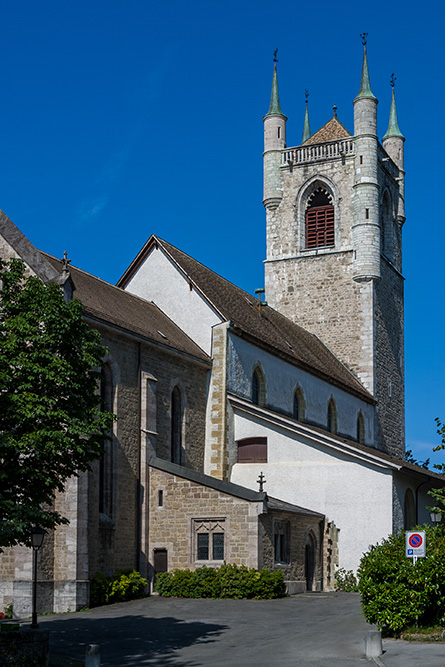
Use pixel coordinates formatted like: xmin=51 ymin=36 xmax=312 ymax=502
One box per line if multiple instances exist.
xmin=0 ymin=41 xmax=442 ymax=615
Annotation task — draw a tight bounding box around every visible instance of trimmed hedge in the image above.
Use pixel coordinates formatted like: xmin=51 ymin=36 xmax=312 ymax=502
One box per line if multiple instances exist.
xmin=155 ymin=563 xmax=286 ymax=599
xmin=358 ymin=526 xmax=445 ymax=635
xmin=90 ymin=569 xmax=147 ymax=607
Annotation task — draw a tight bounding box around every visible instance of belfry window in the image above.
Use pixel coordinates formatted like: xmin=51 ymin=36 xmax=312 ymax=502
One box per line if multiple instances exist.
xmin=305 ymin=187 xmax=334 ymax=249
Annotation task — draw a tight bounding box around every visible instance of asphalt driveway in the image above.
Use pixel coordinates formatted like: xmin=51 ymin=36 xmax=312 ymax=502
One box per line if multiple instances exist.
xmin=39 ymin=592 xmax=445 ymax=667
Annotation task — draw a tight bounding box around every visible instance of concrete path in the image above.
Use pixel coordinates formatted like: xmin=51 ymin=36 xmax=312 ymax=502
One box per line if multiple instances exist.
xmin=38 ymin=592 xmax=445 ymax=666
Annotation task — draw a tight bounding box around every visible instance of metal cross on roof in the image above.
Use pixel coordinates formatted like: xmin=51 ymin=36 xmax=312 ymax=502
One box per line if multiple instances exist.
xmin=257 ymin=471 xmax=266 ymax=493
xmin=390 ymin=73 xmax=396 ymax=88
xmin=360 ymin=32 xmax=368 ymax=46
xmin=273 ymin=48 xmax=278 ymax=63
xmin=305 ymin=89 xmax=309 ymax=103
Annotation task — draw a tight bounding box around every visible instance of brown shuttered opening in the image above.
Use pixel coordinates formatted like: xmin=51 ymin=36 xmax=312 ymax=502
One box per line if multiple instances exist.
xmin=237 ymin=437 xmax=267 ymax=463
xmin=305 ymin=205 xmax=335 ymax=249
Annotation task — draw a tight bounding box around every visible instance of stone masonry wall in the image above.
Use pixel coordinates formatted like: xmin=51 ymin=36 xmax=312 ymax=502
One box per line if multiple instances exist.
xmin=205 ymin=323 xmax=229 ymax=480
xmin=259 ymin=512 xmax=324 ymax=592
xmin=374 ymin=260 xmax=405 ymax=456
xmin=88 ymin=326 xmax=209 ymax=580
xmin=148 ymin=466 xmax=261 ymax=577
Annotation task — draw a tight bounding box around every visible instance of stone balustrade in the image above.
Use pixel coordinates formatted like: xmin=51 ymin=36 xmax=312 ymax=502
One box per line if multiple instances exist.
xmin=282 ymin=139 xmax=355 ymax=165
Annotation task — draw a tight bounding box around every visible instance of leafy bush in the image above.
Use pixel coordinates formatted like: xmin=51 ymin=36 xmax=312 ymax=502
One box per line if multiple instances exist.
xmin=155 ymin=564 xmax=286 ymax=600
xmin=90 ymin=569 xmax=147 ymax=607
xmin=334 ymin=568 xmax=358 ymax=592
xmin=358 ymin=526 xmax=445 ymax=635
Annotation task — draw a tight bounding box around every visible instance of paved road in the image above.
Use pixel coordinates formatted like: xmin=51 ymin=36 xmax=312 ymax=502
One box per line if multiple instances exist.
xmin=39 ymin=592 xmax=445 ymax=666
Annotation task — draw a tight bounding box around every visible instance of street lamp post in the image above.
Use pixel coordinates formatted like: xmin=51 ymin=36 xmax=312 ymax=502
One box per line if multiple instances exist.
xmin=30 ymin=527 xmax=45 ymax=629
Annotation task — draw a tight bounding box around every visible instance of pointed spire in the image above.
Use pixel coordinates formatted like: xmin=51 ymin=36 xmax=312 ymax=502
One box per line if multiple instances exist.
xmin=302 ymin=89 xmax=311 ymax=143
xmin=383 ymin=76 xmax=405 ymax=140
xmin=265 ymin=50 xmax=285 ymax=117
xmin=355 ymin=33 xmax=376 ymax=101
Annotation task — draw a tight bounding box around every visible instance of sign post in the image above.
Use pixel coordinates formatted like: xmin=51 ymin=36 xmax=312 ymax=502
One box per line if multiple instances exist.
xmin=405 ymin=531 xmax=426 ymax=564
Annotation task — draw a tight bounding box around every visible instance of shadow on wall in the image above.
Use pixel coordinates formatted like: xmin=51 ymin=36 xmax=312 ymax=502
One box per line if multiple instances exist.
xmin=42 ymin=611 xmax=228 ymax=666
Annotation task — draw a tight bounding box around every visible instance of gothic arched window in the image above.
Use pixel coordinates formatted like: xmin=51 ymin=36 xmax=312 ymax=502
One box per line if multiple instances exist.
xmin=305 ymin=187 xmax=334 ymax=249
xmin=171 ymin=386 xmax=183 ymax=464
xmin=99 ymin=362 xmax=114 ymax=517
xmin=356 ymin=412 xmax=365 ymax=444
xmin=252 ymin=366 xmax=266 ymax=407
xmin=293 ymin=386 xmax=306 ymax=422
xmin=327 ymin=398 xmax=337 ymax=434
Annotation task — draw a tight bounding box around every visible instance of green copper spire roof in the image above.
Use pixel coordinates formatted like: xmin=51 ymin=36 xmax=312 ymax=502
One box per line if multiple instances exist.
xmin=383 ymin=86 xmax=404 ymax=140
xmin=302 ymin=92 xmax=311 ymax=143
xmin=265 ymin=63 xmax=285 ymax=117
xmin=355 ymin=45 xmax=376 ymax=101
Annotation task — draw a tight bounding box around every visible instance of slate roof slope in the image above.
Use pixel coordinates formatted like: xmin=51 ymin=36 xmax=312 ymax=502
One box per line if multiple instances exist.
xmin=121 ymin=236 xmax=373 ymax=401
xmin=303 ymin=115 xmax=352 ymax=146
xmin=42 ymin=253 xmax=210 ymax=363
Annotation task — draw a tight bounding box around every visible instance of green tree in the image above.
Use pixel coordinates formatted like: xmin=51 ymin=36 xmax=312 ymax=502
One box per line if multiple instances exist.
xmin=428 ymin=418 xmax=445 ymax=514
xmin=0 ymin=258 xmax=115 ymax=549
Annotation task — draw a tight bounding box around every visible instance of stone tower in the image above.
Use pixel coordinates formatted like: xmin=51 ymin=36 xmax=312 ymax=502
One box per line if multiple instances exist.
xmin=263 ymin=42 xmax=405 ymax=457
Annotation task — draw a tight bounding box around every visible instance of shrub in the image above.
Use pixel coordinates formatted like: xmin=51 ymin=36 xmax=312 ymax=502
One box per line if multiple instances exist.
xmin=334 ymin=568 xmax=358 ymax=592
xmin=155 ymin=564 xmax=286 ymax=600
xmin=358 ymin=526 xmax=445 ymax=635
xmin=90 ymin=569 xmax=147 ymax=607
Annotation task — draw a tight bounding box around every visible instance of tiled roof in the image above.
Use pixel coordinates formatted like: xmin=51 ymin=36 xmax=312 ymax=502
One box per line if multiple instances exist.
xmin=121 ymin=236 xmax=373 ymax=402
xmin=303 ymin=116 xmax=352 ymax=145
xmin=42 ymin=253 xmax=210 ymax=363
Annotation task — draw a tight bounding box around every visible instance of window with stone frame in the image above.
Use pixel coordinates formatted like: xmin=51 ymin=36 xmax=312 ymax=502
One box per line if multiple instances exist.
xmin=305 ymin=187 xmax=334 ymax=249
xmin=274 ymin=520 xmax=290 ymax=564
xmin=194 ymin=519 xmax=225 ymax=562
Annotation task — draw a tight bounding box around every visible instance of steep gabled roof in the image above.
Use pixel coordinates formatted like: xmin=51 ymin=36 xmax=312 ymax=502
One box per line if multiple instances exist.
xmin=43 ymin=253 xmax=210 ymax=364
xmin=302 ymin=115 xmax=352 ymax=146
xmin=0 ymin=210 xmax=61 ymax=283
xmin=119 ymin=236 xmax=373 ymax=402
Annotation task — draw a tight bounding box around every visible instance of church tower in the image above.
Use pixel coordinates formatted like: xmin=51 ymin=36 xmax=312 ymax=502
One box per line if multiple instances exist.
xmin=263 ymin=40 xmax=405 ymax=457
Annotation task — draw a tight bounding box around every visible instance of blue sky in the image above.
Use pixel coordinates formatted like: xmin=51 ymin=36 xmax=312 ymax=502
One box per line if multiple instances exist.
xmin=1 ymin=1 xmax=443 ymax=466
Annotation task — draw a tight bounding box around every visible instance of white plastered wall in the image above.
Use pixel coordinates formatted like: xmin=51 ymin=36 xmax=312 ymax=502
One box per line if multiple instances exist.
xmin=230 ymin=407 xmax=394 ymax=572
xmin=123 ymin=246 xmax=222 ymax=355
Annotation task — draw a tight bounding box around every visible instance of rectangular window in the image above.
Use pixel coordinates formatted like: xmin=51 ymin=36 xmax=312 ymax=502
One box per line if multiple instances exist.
xmin=213 ymin=533 xmax=225 ymax=560
xmin=197 ymin=533 xmax=209 ymax=560
xmin=237 ymin=437 xmax=267 ymax=463
xmin=194 ymin=519 xmax=225 ymax=561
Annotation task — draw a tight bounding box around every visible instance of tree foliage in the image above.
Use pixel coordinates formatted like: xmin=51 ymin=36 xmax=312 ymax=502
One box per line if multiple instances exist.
xmin=0 ymin=258 xmax=115 ymax=549
xmin=358 ymin=526 xmax=445 ymax=635
xmin=428 ymin=418 xmax=445 ymax=514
